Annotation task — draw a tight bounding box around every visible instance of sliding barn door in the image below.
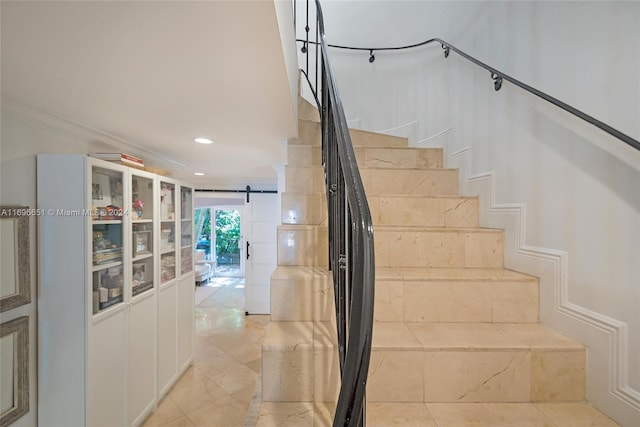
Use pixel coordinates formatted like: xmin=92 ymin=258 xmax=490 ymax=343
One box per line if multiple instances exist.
xmin=243 ymin=193 xmax=278 ymax=314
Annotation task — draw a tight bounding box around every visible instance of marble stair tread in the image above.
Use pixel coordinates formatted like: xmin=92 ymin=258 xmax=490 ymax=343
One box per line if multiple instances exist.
xmin=278 ymin=223 xmax=328 ymax=231
xmin=271 ymin=265 xmax=331 ymax=280
xmin=298 ymin=97 xmax=320 ymax=123
xmin=287 ymin=145 xmax=444 ymax=169
xmin=364 ymin=402 xmax=620 ymax=427
xmin=374 ymin=225 xmax=502 ymax=233
xmin=284 ymin=165 xmax=460 ymax=197
xmin=294 ymin=119 xmax=409 ymax=148
xmin=257 ymin=401 xmax=620 ymax=426
xmin=371 ymin=322 xmax=583 ymax=352
xmin=354 ymin=146 xmax=443 ymax=169
xmin=262 ymin=321 xmax=337 ymax=352
xmin=349 ymin=127 xmax=408 ymax=148
xmin=360 ymin=168 xmax=459 ymax=197
xmin=375 ymin=266 xmax=537 ymax=282
xmin=361 ymin=166 xmax=458 ymax=172
xmin=370 ymin=194 xmax=479 ymax=200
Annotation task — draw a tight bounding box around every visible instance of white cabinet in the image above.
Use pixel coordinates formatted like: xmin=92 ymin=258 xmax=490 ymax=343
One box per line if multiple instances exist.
xmin=178 ymin=185 xmax=194 ymax=371
xmin=127 ymin=170 xmax=158 ymax=426
xmin=157 ymin=180 xmax=195 ymax=399
xmin=37 ymin=155 xmax=194 ymax=426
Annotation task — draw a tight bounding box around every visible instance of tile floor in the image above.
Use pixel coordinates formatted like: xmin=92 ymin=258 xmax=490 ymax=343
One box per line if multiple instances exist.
xmin=142 ymin=277 xmax=268 ymax=427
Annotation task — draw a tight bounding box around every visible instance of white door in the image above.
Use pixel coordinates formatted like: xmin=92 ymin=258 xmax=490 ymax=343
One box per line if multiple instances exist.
xmin=244 ymin=193 xmax=278 ymax=314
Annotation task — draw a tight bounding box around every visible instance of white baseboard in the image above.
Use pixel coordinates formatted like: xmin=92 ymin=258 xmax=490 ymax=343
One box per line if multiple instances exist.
xmin=449 ymin=145 xmax=640 ymax=426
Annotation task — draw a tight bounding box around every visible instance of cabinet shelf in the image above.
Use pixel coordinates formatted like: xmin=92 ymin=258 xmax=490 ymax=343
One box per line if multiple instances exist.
xmin=93 ymin=219 xmax=123 ymax=225
xmin=132 ymin=219 xmax=153 ymax=224
xmin=91 ymin=260 xmax=123 ymax=272
xmin=132 ymin=252 xmax=153 ymax=262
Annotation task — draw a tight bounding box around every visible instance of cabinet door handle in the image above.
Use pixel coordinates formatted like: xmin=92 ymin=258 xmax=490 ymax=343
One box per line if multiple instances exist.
xmin=246 ymin=241 xmax=250 ymax=260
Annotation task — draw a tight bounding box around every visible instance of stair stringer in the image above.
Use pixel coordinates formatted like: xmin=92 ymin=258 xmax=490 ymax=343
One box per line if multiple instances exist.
xmin=448 ymin=145 xmax=640 ymax=426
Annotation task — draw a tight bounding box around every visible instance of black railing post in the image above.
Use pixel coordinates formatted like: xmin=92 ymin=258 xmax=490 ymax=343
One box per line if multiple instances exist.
xmin=297 ymin=1 xmax=376 ymax=425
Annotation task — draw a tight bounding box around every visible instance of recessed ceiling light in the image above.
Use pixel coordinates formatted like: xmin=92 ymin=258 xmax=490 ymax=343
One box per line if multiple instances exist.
xmin=194 ymin=172 xmax=205 ymax=176
xmin=194 ymin=137 xmax=213 ymax=144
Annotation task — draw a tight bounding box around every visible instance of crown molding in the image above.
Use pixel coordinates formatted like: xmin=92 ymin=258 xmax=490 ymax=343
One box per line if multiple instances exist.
xmin=1 ymin=95 xmax=187 ymax=170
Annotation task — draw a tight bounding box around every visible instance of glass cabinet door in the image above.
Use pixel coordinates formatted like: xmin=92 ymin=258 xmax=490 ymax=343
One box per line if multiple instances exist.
xmin=91 ymin=165 xmax=124 ymax=314
xmin=180 ymin=186 xmax=193 ymax=275
xmin=159 ymin=181 xmax=176 ymax=283
xmin=131 ymin=174 xmax=155 ymax=296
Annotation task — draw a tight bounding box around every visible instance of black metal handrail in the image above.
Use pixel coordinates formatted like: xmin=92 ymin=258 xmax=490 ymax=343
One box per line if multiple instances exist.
xmin=297 ymin=1 xmax=376 ymax=425
xmin=296 ymin=38 xmax=640 ymax=152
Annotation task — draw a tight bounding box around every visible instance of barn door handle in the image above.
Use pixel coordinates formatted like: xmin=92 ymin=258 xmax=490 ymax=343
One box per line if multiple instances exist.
xmin=246 ymin=241 xmax=250 ymax=260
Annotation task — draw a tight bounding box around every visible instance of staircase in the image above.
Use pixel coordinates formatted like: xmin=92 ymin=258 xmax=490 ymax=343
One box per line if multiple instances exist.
xmin=256 ymin=98 xmax=619 ymax=426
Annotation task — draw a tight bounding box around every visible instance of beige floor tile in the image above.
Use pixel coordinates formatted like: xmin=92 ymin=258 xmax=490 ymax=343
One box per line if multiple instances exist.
xmin=157 ymin=416 xmax=196 ymax=427
xmin=186 ymin=400 xmax=247 ymax=427
xmin=534 ymin=402 xmax=621 ymax=426
xmin=367 ymin=402 xmax=437 ymax=426
xmin=143 ymin=278 xmax=268 ymax=427
xmin=428 ymin=403 xmax=555 ymax=427
xmin=257 ymin=402 xmax=315 ymax=426
xmin=209 ymin=363 xmax=258 ymax=395
xmin=142 ymin=396 xmax=186 ymax=427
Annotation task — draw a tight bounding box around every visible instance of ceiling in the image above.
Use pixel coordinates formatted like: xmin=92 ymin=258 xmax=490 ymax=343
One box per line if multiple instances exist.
xmin=1 ymin=1 xmax=298 ymax=189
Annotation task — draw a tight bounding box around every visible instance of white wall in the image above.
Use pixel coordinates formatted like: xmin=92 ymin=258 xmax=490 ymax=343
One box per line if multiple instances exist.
xmin=0 ymin=114 xmax=101 ymax=427
xmin=274 ymin=0 xmax=300 ymax=124
xmin=316 ymin=1 xmax=640 ymax=425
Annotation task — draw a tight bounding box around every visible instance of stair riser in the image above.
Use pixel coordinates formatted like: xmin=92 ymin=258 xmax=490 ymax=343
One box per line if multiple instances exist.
xmin=286 ymin=166 xmax=459 ymax=197
xmin=375 ymin=280 xmax=539 ymax=323
xmin=355 ymin=147 xmax=443 ymax=169
xmin=367 ymin=349 xmax=585 ymax=403
xmin=285 ymin=167 xmax=325 ymax=194
xmin=262 ymin=349 xmax=340 ymax=403
xmin=370 ymin=196 xmax=478 ymax=228
xmin=361 ymin=168 xmax=459 ymax=197
xmin=281 ymin=193 xmax=478 ymax=228
xmin=296 ymin=120 xmax=409 ymax=148
xmin=287 ymin=145 xmax=444 ymax=170
xmin=271 ymin=273 xmax=334 ymax=322
xmin=281 ymin=193 xmax=327 ymax=226
xmin=287 ymin=145 xmax=323 ymax=167
xmin=277 ymin=226 xmax=328 ymax=267
xmin=263 ymin=347 xmax=585 ymax=404
xmin=261 ymin=321 xmax=340 ymax=403
xmin=375 ymin=230 xmax=504 ymax=268
xmin=298 ymin=98 xmax=320 ymax=123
